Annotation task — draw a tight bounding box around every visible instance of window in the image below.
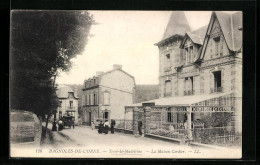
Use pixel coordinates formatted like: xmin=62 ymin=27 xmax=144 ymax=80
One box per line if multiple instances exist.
xmin=82 ymin=95 xmax=85 ymax=106
xmin=164 ymin=80 xmax=172 ymax=97
xmin=104 ymin=91 xmax=110 ymax=105
xmin=214 ymin=36 xmax=220 ymax=57
xmin=59 ymin=101 xmax=62 ymax=107
xmin=213 ymin=71 xmax=222 ymax=92
xmin=166 ymin=54 xmax=171 ymax=67
xmin=184 ymin=77 xmax=194 ymax=95
xmin=167 ymin=112 xmax=173 ymax=122
xmin=104 ymin=112 xmax=109 ymax=119
xmin=69 ymin=101 xmax=73 ymax=108
xmin=94 ymin=93 xmax=96 ymax=105
xmin=190 ymin=46 xmax=193 ymax=62
xmin=185 ymin=48 xmax=189 ymax=64
xmin=89 ymin=94 xmax=91 ymax=105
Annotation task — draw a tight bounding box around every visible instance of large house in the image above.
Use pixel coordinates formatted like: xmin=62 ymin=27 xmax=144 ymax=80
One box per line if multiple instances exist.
xmin=126 ymin=11 xmax=242 ymax=137
xmin=81 ymin=65 xmax=135 ymax=125
xmin=56 ymin=85 xmax=79 ymax=125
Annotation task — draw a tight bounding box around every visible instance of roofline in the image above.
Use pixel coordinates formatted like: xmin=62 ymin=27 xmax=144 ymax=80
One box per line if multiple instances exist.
xmin=154 ymin=34 xmax=184 ymax=46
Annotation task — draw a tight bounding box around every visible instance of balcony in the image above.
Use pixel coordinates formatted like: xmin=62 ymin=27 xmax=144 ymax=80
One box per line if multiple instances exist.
xmin=184 ymin=90 xmax=194 ymax=96
xmin=164 ymin=66 xmax=172 ymax=72
xmin=210 ymin=87 xmax=223 ymax=93
xmin=164 ymin=92 xmax=172 ymax=97
xmin=67 ymin=106 xmax=76 ymax=110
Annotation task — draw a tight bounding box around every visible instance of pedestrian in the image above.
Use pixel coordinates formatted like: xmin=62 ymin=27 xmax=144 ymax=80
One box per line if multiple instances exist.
xmin=58 ymin=118 xmax=63 ymax=131
xmin=138 ymin=121 xmax=142 ymax=136
xmin=169 ymin=124 xmax=174 ymax=132
xmin=110 ymin=119 xmax=116 ymax=134
xmin=91 ymin=121 xmax=95 ymax=130
xmin=98 ymin=120 xmax=103 ymax=134
xmin=103 ymin=120 xmax=110 ymax=134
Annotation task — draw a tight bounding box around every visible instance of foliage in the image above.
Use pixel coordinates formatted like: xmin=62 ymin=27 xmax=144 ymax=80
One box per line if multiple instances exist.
xmin=10 ymin=11 xmax=94 ymax=118
xmin=134 ymin=85 xmax=160 ymax=103
xmin=200 ymin=112 xmax=232 ymax=128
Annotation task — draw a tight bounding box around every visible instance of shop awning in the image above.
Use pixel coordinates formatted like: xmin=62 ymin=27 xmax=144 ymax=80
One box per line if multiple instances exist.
xmin=126 ymin=93 xmax=233 ymax=107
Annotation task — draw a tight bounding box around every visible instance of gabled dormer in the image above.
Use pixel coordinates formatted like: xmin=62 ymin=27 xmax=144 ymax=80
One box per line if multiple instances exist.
xmin=199 ymin=11 xmax=242 ymax=61
xmin=179 ymin=32 xmax=204 ymax=66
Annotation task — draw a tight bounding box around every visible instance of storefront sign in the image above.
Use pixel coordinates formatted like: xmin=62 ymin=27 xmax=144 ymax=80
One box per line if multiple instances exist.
xmin=192 ymin=106 xmax=233 ymax=112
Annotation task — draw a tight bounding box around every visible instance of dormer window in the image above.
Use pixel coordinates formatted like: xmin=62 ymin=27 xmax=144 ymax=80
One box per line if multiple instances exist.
xmin=213 ymin=36 xmax=221 ymax=57
xmin=165 ymin=54 xmax=171 ymax=70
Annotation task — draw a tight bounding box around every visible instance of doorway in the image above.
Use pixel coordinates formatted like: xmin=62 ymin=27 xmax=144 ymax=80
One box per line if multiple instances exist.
xmin=89 ymin=112 xmax=91 ymax=125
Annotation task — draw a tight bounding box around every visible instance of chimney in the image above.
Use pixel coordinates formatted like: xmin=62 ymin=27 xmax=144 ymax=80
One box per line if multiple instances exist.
xmin=96 ymin=71 xmax=104 ymax=76
xmin=74 ymin=87 xmax=78 ymax=98
xmin=113 ymin=64 xmax=122 ymax=70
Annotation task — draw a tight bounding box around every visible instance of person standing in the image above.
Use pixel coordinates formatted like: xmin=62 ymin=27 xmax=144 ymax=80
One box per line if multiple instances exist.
xmin=98 ymin=120 xmax=103 ymax=134
xmin=110 ymin=119 xmax=116 ymax=134
xmin=103 ymin=120 xmax=110 ymax=134
xmin=58 ymin=118 xmax=63 ymax=131
xmin=138 ymin=121 xmax=142 ymax=136
xmin=91 ymin=121 xmax=95 ymax=130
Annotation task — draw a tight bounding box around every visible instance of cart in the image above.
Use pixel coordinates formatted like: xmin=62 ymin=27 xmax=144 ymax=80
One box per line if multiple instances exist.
xmin=62 ymin=110 xmax=75 ymax=129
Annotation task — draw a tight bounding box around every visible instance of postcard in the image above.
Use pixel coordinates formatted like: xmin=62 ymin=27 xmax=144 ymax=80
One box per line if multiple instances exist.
xmin=10 ymin=10 xmax=242 ymax=158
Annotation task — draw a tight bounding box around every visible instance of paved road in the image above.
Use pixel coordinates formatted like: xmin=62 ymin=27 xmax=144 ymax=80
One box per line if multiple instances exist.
xmin=47 ymin=124 xmax=185 ymax=148
xmin=38 ymin=124 xmax=241 ymax=158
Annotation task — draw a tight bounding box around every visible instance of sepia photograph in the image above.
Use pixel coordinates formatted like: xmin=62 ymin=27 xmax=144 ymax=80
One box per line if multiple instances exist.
xmin=10 ymin=10 xmax=242 ymax=159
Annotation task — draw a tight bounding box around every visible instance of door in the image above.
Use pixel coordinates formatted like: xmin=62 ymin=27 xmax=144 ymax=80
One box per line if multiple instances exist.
xmin=89 ymin=112 xmax=91 ymax=125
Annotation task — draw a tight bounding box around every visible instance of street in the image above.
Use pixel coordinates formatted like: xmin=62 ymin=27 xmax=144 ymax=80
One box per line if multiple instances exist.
xmin=42 ymin=124 xmax=185 ymax=148
xmin=9 ymin=123 xmax=241 ymax=158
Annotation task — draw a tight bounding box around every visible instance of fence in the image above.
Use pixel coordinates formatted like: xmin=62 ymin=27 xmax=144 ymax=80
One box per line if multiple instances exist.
xmin=192 ymin=127 xmax=239 ymax=145
xmin=149 ymin=126 xmax=240 ymax=146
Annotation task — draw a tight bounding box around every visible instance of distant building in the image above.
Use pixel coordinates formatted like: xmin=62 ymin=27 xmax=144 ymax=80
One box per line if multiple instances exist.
xmin=81 ymin=65 xmax=135 ymax=125
xmin=56 ymin=85 xmax=79 ymax=125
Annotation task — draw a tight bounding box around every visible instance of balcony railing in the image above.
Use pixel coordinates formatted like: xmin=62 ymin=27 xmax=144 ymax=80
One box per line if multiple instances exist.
xmin=164 ymin=66 xmax=172 ymax=72
xmin=210 ymin=87 xmax=223 ymax=93
xmin=164 ymin=92 xmax=172 ymax=97
xmin=184 ymin=90 xmax=194 ymax=96
xmin=67 ymin=106 xmax=76 ymax=110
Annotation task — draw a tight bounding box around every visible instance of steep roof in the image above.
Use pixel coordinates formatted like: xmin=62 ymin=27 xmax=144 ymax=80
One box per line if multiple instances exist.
xmin=162 ymin=11 xmax=191 ymax=40
xmin=212 ymin=11 xmax=242 ymax=51
xmin=187 ymin=32 xmax=204 ymax=45
xmin=83 ymin=68 xmax=135 ymax=90
xmin=198 ymin=11 xmax=242 ymax=60
xmin=56 ymin=85 xmax=79 ymax=99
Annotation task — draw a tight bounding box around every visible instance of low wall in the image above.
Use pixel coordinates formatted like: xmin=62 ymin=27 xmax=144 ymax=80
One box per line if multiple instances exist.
xmin=10 ymin=110 xmax=42 ymax=146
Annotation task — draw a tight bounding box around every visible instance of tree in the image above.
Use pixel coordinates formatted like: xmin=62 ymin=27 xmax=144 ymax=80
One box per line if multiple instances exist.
xmin=10 ymin=11 xmax=94 ymax=123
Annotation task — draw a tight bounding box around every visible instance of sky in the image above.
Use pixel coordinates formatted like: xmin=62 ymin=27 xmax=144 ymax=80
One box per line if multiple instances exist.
xmin=56 ymin=11 xmax=214 ymax=85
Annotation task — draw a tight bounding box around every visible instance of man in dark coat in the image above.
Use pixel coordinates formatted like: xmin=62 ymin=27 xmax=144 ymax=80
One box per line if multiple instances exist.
xmin=138 ymin=121 xmax=142 ymax=136
xmin=111 ymin=119 xmax=116 ymax=134
xmin=98 ymin=121 xmax=103 ymax=134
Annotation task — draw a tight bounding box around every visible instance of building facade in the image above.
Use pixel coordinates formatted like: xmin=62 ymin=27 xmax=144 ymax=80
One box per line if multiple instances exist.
xmin=81 ymin=65 xmax=135 ymax=125
xmin=56 ymin=85 xmax=79 ymax=125
xmin=125 ymin=11 xmax=242 ymax=141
